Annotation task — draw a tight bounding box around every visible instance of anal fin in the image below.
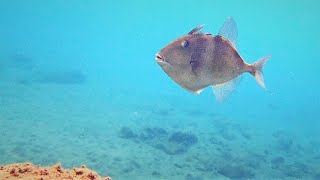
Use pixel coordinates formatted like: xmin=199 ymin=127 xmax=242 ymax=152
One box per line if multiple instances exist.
xmin=212 ymin=76 xmax=241 ymax=102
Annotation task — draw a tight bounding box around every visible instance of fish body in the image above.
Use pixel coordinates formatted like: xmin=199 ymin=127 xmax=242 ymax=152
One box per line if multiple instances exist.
xmin=155 ymin=17 xmax=270 ymax=101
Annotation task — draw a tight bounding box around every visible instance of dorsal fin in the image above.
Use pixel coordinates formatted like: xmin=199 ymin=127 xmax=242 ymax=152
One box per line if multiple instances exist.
xmin=188 ymin=24 xmax=205 ymax=35
xmin=218 ymin=17 xmax=238 ymax=46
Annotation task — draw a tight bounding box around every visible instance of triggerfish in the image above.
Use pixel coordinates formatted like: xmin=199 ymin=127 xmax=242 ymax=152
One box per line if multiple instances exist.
xmin=155 ymin=17 xmax=270 ymax=101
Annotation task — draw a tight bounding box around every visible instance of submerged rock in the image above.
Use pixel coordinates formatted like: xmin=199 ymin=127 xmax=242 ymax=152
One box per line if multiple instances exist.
xmin=152 ymin=171 xmax=161 ymax=177
xmin=0 ymin=163 xmax=111 ymax=180
xmin=120 ymin=127 xmax=198 ymax=155
xmin=149 ymin=132 xmax=199 ymax=155
xmin=271 ymin=156 xmax=285 ymax=168
xmin=168 ymin=132 xmax=198 ymax=146
xmin=154 ymin=131 xmax=198 ymax=155
xmin=218 ymin=164 xmax=254 ymax=179
xmin=273 ymin=130 xmax=295 ymax=153
xmin=139 ymin=127 xmax=168 ymax=141
xmin=119 ymin=127 xmax=137 ymax=139
xmin=278 ymin=137 xmax=293 ymax=152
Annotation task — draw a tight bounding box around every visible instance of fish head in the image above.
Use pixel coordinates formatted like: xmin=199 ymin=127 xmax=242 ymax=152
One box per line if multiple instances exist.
xmin=155 ymin=24 xmax=210 ymax=93
xmin=155 ymin=34 xmax=197 ymax=73
xmin=155 ymin=31 xmax=209 ymax=93
xmin=155 ymin=24 xmax=205 ymax=70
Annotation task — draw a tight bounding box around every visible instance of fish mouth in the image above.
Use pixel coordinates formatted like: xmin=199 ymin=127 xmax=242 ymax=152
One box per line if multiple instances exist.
xmin=155 ymin=53 xmax=164 ymax=62
xmin=155 ymin=53 xmax=169 ymax=65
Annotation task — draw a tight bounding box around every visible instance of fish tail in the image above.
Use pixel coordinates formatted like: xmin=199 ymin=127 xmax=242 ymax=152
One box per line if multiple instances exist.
xmin=248 ymin=55 xmax=270 ymax=89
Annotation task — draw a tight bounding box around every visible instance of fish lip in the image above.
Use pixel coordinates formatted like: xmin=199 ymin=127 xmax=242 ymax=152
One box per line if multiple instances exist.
xmin=155 ymin=53 xmax=164 ymax=62
xmin=155 ymin=53 xmax=169 ymax=65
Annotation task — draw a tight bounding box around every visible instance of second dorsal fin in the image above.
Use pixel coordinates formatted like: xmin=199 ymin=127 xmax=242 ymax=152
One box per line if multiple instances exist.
xmin=218 ymin=17 xmax=238 ymax=46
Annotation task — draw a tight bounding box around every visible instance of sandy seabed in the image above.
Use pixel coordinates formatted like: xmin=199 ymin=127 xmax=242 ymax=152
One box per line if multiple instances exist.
xmin=0 ymin=162 xmax=111 ymax=180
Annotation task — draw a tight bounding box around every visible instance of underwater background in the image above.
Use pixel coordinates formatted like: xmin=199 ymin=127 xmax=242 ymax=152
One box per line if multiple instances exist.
xmin=0 ymin=0 xmax=319 ymax=179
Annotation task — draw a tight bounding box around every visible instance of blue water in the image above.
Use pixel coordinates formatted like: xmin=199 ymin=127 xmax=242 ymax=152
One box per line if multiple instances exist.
xmin=0 ymin=0 xmax=319 ymax=179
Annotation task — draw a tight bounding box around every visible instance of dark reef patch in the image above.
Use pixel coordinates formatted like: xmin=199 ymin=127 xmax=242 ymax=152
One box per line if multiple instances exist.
xmin=139 ymin=127 xmax=168 ymax=141
xmin=151 ymin=171 xmax=161 ymax=177
xmin=271 ymin=156 xmax=285 ymax=168
xmin=119 ymin=127 xmax=137 ymax=139
xmin=168 ymin=132 xmax=198 ymax=147
xmin=273 ymin=130 xmax=296 ymax=153
xmin=119 ymin=126 xmax=198 ymax=155
xmin=218 ymin=164 xmax=254 ymax=179
xmin=277 ymin=137 xmax=293 ymax=152
xmin=157 ymin=131 xmax=198 ymax=155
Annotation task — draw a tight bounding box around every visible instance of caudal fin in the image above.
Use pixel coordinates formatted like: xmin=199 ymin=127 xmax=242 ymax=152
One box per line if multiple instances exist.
xmin=249 ymin=56 xmax=270 ymax=89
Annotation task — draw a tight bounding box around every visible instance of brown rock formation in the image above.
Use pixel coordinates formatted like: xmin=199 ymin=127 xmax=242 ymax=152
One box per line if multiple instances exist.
xmin=0 ymin=162 xmax=111 ymax=180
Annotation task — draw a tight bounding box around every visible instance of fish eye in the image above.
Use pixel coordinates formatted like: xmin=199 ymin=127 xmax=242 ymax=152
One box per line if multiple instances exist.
xmin=181 ymin=40 xmax=189 ymax=47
